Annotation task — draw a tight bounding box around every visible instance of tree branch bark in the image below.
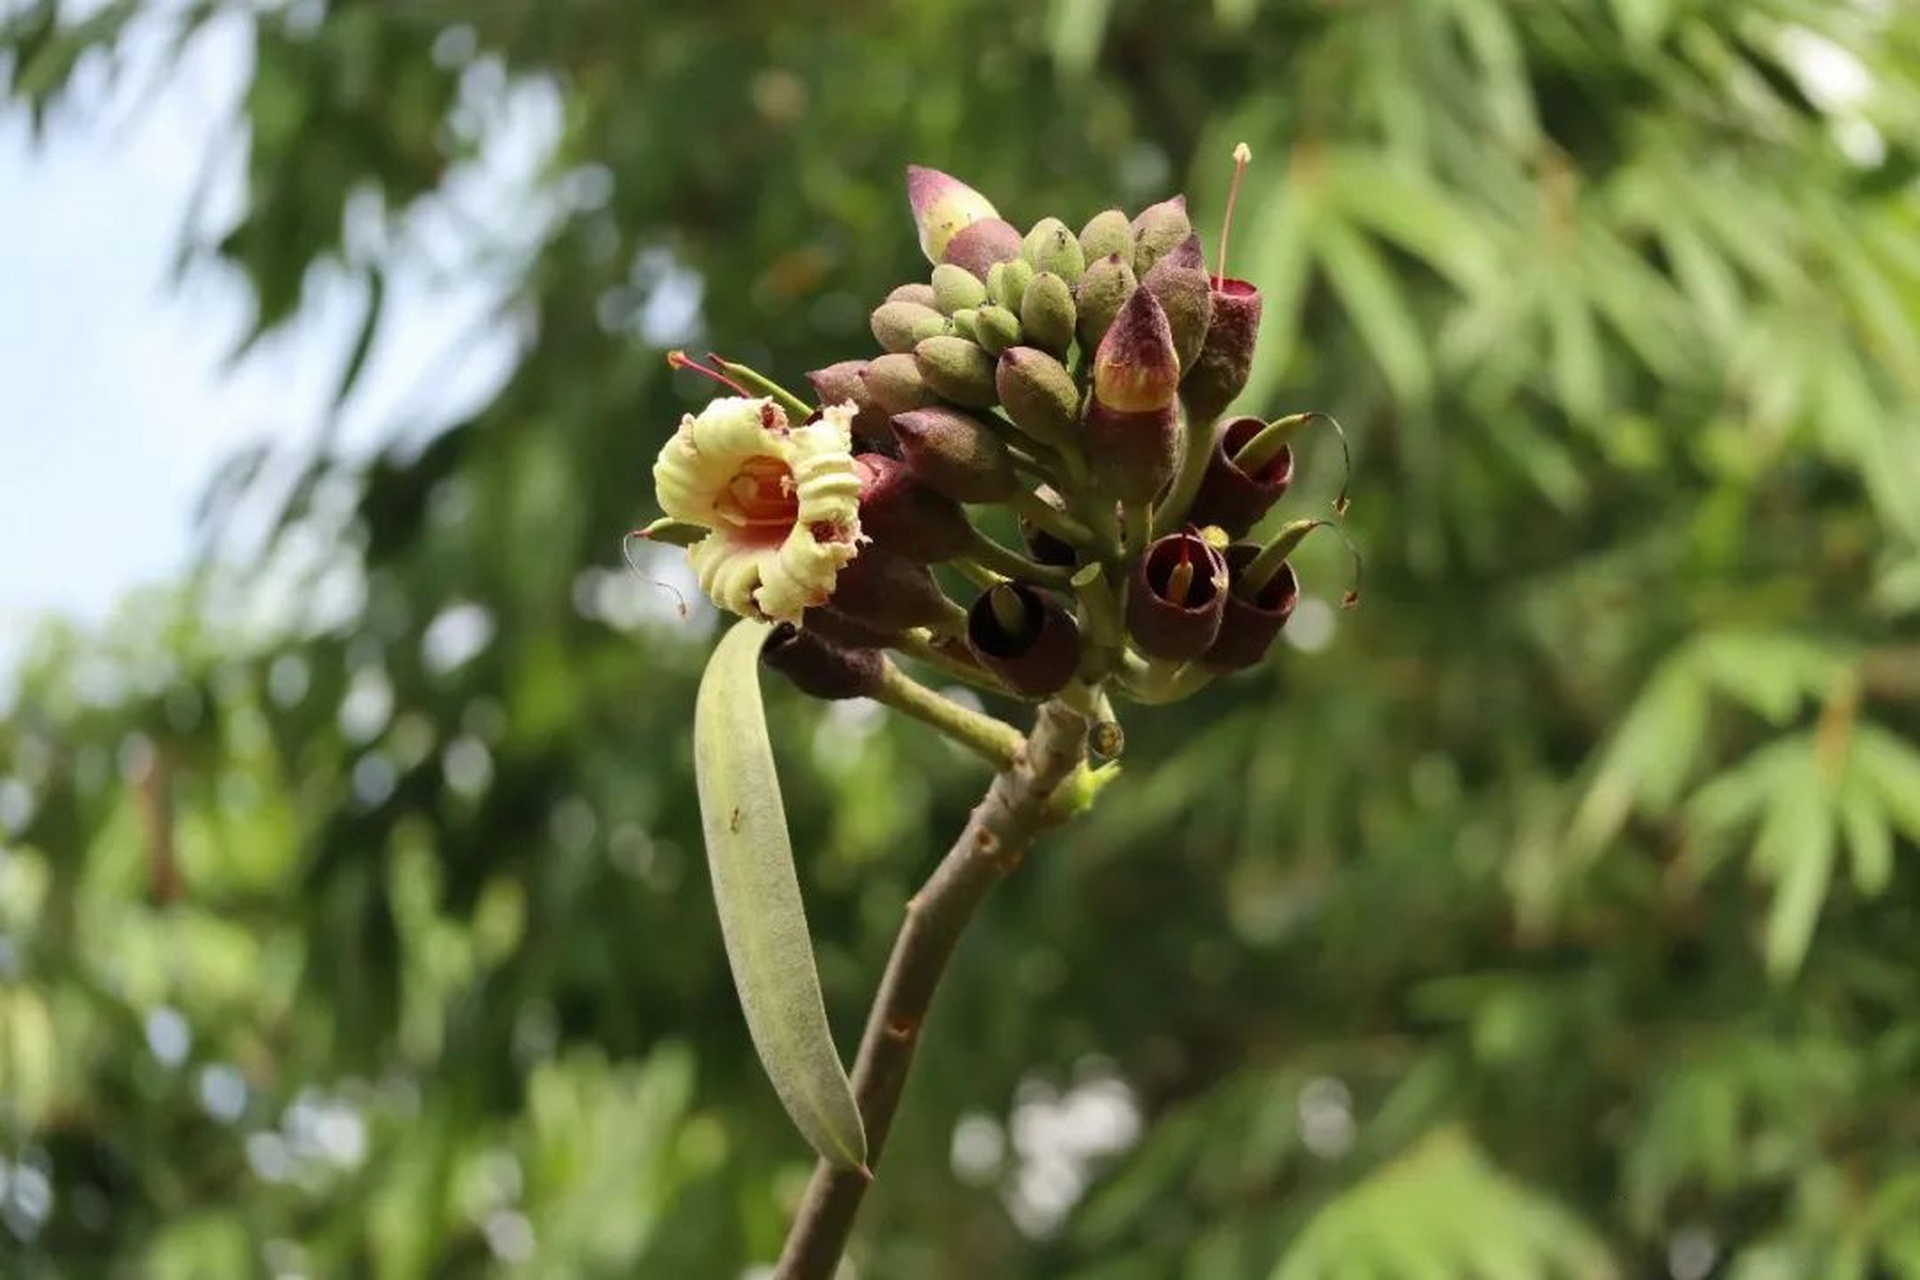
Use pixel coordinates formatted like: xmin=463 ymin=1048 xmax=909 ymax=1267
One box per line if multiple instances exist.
xmin=774 ymin=697 xmax=1090 ymax=1278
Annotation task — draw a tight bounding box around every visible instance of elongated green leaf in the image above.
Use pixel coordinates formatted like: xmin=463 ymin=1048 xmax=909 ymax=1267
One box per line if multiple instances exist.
xmin=694 ymin=620 xmax=867 ymax=1169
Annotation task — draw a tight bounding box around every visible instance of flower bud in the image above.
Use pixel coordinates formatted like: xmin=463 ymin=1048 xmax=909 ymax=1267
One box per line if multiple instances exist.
xmin=988 ymin=257 xmax=1035 ymax=312
xmin=908 ymin=165 xmax=999 ymax=264
xmin=973 ymin=304 xmax=1023 ymax=356
xmin=1079 ymin=208 xmax=1134 ymax=264
xmin=860 ymin=353 xmax=936 ymax=417
xmin=913 ymin=334 xmax=999 ymax=408
xmin=948 ymin=308 xmax=979 ymax=342
xmin=944 ymin=217 xmax=1024 ymax=281
xmin=1180 ymin=277 xmax=1263 ymax=423
xmin=1140 ymin=234 xmax=1213 ymax=372
xmin=1075 ymin=252 xmax=1137 ymax=353
xmin=1187 ymin=415 xmax=1292 ymax=536
xmin=967 ymin=583 xmax=1082 ymax=697
xmin=892 ymin=406 xmax=1018 ymax=503
xmin=1092 ymin=287 xmax=1180 ymax=414
xmin=808 ymin=359 xmax=895 ymax=450
xmin=1019 ymin=486 xmax=1078 ymax=567
xmin=1130 ymin=194 xmax=1192 ymax=276
xmin=1126 ymin=532 xmax=1229 ymax=660
xmin=1022 ymin=216 xmax=1086 ymax=285
xmin=871 ymin=300 xmax=948 ymax=354
xmin=763 ymin=623 xmax=886 ymax=700
xmin=931 ymin=262 xmax=989 ymax=315
xmin=888 ymin=281 xmax=939 ymax=309
xmin=995 ymin=347 xmax=1079 ymax=448
xmin=1202 ymin=546 xmax=1297 ymax=672
xmin=1084 ymin=401 xmax=1178 ymax=506
xmin=804 ymin=605 xmax=904 ymax=651
xmin=856 ymin=452 xmax=973 ymax=563
xmin=832 ymin=543 xmax=966 ymax=633
xmin=1019 ymin=271 xmax=1076 ymax=356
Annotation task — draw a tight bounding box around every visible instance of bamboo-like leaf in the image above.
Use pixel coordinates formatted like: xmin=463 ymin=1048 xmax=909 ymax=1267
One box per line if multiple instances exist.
xmin=694 ymin=619 xmax=867 ymax=1170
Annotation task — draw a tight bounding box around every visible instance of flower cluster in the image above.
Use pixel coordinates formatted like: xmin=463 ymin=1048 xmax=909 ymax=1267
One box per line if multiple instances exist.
xmin=644 ymin=154 xmax=1355 ymax=706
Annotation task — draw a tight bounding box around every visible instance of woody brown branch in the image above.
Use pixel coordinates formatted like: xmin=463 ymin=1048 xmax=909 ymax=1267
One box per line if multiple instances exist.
xmin=774 ymin=697 xmax=1090 ymax=1279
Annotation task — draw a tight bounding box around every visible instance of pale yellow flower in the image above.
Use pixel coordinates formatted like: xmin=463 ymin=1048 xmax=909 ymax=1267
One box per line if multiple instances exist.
xmin=652 ymin=397 xmax=864 ymax=623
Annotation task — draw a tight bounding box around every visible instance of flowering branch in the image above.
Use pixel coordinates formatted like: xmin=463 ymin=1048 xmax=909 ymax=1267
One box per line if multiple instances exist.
xmin=775 ymin=698 xmax=1090 ymax=1279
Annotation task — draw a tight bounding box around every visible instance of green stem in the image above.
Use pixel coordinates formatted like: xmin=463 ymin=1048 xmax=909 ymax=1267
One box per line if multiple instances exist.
xmin=710 ymin=356 xmax=814 ymax=421
xmin=873 ymin=664 xmax=1022 ymax=769
xmin=894 ymin=630 xmax=1010 ymax=698
xmin=1009 ymin=489 xmax=1094 ymax=547
xmin=1115 ymin=655 xmax=1215 ymax=705
xmin=1153 ymin=408 xmax=1219 ymax=537
xmin=965 ymin=529 xmax=1073 ymax=586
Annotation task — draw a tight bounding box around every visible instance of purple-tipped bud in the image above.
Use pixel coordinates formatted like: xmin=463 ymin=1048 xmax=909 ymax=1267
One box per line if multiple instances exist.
xmin=1079 ymin=208 xmax=1134 ymax=263
xmin=1181 ymin=277 xmax=1264 ymax=423
xmin=855 ymin=453 xmax=973 ymax=563
xmin=892 ymin=406 xmax=1018 ymax=503
xmin=912 ymin=334 xmax=999 ymax=408
xmin=808 ymin=359 xmax=895 ymax=450
xmin=888 ymin=281 xmax=940 ymax=308
xmin=1019 ymin=486 xmax=1078 ymax=568
xmin=1093 ymin=287 xmax=1180 ymax=414
xmin=1188 ymin=415 xmax=1294 ymax=536
xmin=831 ymin=544 xmax=964 ymax=633
xmin=996 ymin=346 xmax=1079 ymax=448
xmin=1084 ymin=401 xmax=1178 ymax=506
xmin=1202 ymin=546 xmax=1299 ymax=671
xmin=1131 ymin=194 xmax=1192 ymax=276
xmin=907 ymin=165 xmax=1000 ymax=265
xmin=1141 ymin=234 xmax=1214 ymax=373
xmin=943 ymin=217 xmax=1023 ymax=281
xmin=860 ymin=352 xmax=936 ymax=417
xmin=1075 ymin=252 xmax=1137 ymax=353
xmin=1019 ymin=271 xmax=1076 ymax=356
xmin=1126 ymin=532 xmax=1229 ymax=660
xmin=966 ymin=583 xmax=1082 ymax=697
xmin=763 ymin=624 xmax=886 ymax=700
xmin=871 ymin=299 xmax=949 ymax=354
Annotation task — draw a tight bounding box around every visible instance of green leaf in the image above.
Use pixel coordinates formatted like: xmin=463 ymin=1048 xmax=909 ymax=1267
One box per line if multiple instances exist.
xmin=1759 ymin=770 xmax=1835 ymax=980
xmin=694 ymin=620 xmax=867 ymax=1170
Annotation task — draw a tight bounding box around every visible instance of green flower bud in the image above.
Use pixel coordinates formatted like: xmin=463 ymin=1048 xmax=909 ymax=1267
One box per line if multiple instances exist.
xmin=892 ymin=406 xmax=1019 ymax=503
xmin=1131 ymin=194 xmax=1192 ymax=276
xmin=995 ymin=347 xmax=1080 ymax=448
xmin=931 ymin=262 xmax=989 ymax=315
xmin=948 ymin=307 xmax=979 ymax=342
xmin=944 ymin=218 xmax=1024 ymax=282
xmin=1075 ymin=252 xmax=1137 ymax=353
xmin=1140 ymin=234 xmax=1213 ymax=373
xmin=888 ymin=281 xmax=940 ymax=309
xmin=988 ymin=257 xmax=1035 ymax=312
xmin=861 ymin=352 xmax=936 ymax=416
xmin=1079 ymin=208 xmax=1133 ymax=264
xmin=1019 ymin=271 xmax=1076 ymax=356
xmin=973 ymin=304 xmax=1023 ymax=356
xmin=871 ymin=300 xmax=949 ymax=354
xmin=907 ymin=165 xmax=1000 ymax=265
xmin=913 ymin=334 xmax=999 ymax=408
xmin=1023 ymin=216 xmax=1085 ymax=284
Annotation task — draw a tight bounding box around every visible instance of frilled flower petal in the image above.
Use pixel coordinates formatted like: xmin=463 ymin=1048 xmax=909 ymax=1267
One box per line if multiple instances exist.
xmin=651 ymin=397 xmax=864 ymax=623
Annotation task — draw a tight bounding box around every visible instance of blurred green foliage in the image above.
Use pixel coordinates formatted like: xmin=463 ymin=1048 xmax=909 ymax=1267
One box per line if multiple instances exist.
xmin=5 ymin=0 xmax=1920 ymax=1276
